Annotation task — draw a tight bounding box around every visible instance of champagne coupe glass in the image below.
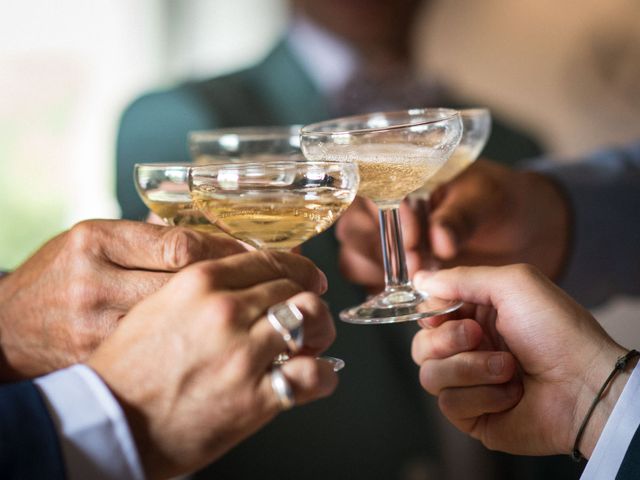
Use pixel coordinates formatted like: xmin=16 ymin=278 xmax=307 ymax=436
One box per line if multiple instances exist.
xmin=300 ymin=108 xmax=463 ymax=324
xmin=189 ymin=160 xmax=359 ymax=251
xmin=407 ymin=108 xmax=492 ymax=270
xmin=189 ymin=127 xmax=358 ymax=369
xmin=134 ymin=163 xmax=225 ymax=235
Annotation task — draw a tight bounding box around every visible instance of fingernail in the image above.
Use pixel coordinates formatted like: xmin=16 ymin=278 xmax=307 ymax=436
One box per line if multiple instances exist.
xmin=488 ymin=354 xmax=504 ymax=376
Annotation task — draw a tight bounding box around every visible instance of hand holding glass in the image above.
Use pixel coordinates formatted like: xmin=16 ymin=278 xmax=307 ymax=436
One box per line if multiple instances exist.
xmin=189 ymin=127 xmax=359 ymax=369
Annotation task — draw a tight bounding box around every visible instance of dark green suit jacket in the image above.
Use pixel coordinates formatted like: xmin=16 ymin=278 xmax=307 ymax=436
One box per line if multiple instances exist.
xmin=116 ymin=41 xmax=581 ymax=479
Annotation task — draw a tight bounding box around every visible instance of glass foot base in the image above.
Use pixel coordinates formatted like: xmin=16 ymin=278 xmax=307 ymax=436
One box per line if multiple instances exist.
xmin=340 ymin=287 xmax=462 ymax=324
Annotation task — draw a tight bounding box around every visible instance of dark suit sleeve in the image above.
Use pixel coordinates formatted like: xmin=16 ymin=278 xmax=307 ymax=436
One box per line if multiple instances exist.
xmin=0 ymin=381 xmax=66 ymax=479
xmin=529 ymin=141 xmax=640 ymax=307
xmin=617 ymin=426 xmax=640 ymax=479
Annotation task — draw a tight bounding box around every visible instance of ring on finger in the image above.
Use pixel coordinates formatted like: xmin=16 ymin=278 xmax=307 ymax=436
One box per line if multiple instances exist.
xmin=267 ymin=302 xmax=304 ymax=354
xmin=270 ymin=366 xmax=295 ymax=410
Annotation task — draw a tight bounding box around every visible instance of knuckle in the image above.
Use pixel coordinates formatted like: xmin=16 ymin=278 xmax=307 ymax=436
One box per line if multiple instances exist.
xmin=453 ymin=356 xmax=474 ymax=381
xmin=438 ymin=390 xmax=459 ymax=418
xmin=279 ymin=278 xmax=304 ymax=296
xmin=419 ymin=362 xmax=441 ymax=395
xmin=66 ymin=221 xmax=99 ymax=254
xmin=162 ymin=228 xmax=201 ymax=269
xmin=510 ymin=263 xmax=542 ymax=283
xmin=181 ymin=263 xmax=215 ymax=291
xmin=209 ymin=294 xmax=243 ymax=328
xmin=226 ymin=346 xmax=255 ymax=377
xmin=255 ymin=249 xmax=288 ymax=276
xmin=256 ymin=250 xmax=317 ymax=287
xmin=433 ymin=328 xmax=455 ymax=358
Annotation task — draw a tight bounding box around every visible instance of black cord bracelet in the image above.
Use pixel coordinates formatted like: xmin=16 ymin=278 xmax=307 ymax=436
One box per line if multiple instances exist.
xmin=571 ymin=349 xmax=640 ymax=462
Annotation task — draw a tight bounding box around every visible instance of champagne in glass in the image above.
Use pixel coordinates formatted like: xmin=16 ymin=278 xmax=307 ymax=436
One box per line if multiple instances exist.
xmin=301 ymin=108 xmax=463 ymax=324
xmin=190 ymin=161 xmax=358 ymax=251
xmin=134 ymin=163 xmax=225 ymax=235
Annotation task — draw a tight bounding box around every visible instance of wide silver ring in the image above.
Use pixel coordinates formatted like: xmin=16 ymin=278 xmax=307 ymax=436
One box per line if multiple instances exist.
xmin=270 ymin=366 xmax=295 ymax=410
xmin=267 ymin=302 xmax=304 ymax=354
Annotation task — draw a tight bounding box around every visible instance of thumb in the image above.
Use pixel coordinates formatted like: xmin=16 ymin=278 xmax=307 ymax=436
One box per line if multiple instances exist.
xmin=413 ymin=265 xmax=527 ymax=308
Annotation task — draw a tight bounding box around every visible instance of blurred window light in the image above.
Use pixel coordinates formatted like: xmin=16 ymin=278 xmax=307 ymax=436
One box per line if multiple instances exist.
xmin=0 ymin=0 xmax=285 ymax=268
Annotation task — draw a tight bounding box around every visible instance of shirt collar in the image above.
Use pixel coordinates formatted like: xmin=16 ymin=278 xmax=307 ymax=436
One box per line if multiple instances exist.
xmin=286 ymin=15 xmax=359 ymax=97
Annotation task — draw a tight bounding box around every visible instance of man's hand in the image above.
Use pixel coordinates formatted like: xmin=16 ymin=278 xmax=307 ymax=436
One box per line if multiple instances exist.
xmin=0 ymin=220 xmax=245 ymax=380
xmin=88 ymin=250 xmax=337 ymax=479
xmin=336 ymin=160 xmax=572 ymax=291
xmin=411 ymin=265 xmax=631 ymax=458
xmin=428 ymin=159 xmax=571 ymax=278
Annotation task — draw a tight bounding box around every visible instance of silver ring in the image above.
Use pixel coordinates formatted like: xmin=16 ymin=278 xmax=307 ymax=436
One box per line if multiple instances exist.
xmin=267 ymin=302 xmax=304 ymax=354
xmin=270 ymin=366 xmax=295 ymax=410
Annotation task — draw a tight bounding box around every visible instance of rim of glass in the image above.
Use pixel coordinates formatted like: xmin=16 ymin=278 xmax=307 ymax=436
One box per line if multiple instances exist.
xmin=300 ymin=108 xmax=460 ymax=136
xmin=134 ymin=163 xmax=191 ymax=169
xmin=460 ymin=107 xmax=490 ymax=117
xmin=190 ymin=159 xmax=357 ymax=172
xmin=189 ymin=125 xmax=302 ymax=143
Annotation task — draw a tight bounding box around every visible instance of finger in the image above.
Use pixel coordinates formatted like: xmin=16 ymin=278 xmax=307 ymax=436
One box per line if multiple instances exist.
xmin=258 ymin=357 xmax=338 ymax=414
xmin=290 ymin=293 xmax=336 ymax=356
xmin=282 ymin=356 xmax=338 ymax=405
xmin=418 ymin=351 xmax=517 ymax=395
xmin=414 ymin=264 xmax=543 ymax=308
xmin=335 ymin=197 xmax=380 ymax=261
xmin=249 ymin=292 xmax=335 ymax=363
xmin=69 ymin=220 xmax=247 ymax=272
xmin=439 ymin=251 xmax=517 ymax=269
xmin=428 ymin=165 xmax=503 ymax=260
xmin=399 ymin=199 xmax=424 ymax=253
xmin=236 ymin=278 xmax=306 ymax=328
xmin=411 ymin=319 xmax=484 ymax=364
xmin=338 ymin=245 xmax=384 ymax=287
xmin=438 ymin=382 xmax=523 ymax=434
xmin=417 ymin=303 xmax=479 ymax=329
xmin=197 ymin=250 xmax=328 ymax=294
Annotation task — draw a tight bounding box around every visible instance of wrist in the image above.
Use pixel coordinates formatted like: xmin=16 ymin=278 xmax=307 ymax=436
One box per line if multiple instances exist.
xmin=571 ymin=343 xmax=636 ymax=458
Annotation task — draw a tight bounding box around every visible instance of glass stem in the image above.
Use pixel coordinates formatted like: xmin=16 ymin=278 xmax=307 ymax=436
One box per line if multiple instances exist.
xmin=378 ymin=207 xmax=411 ymax=290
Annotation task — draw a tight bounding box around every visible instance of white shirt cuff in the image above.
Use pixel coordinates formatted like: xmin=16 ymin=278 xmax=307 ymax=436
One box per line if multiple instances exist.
xmin=581 ymin=361 xmax=640 ymax=479
xmin=34 ymin=364 xmax=145 ymax=480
